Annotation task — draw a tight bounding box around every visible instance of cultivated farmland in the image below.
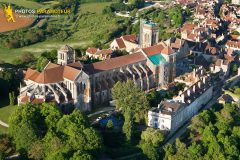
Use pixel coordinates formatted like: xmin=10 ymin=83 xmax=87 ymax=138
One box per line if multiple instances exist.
xmin=0 ymin=9 xmax=35 ymax=33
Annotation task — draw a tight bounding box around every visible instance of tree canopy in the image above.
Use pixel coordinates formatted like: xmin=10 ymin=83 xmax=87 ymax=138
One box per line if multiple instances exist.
xmin=139 ymin=128 xmax=165 ymax=160
xmin=8 ymin=103 xmax=103 ymax=159
xmin=112 ymin=80 xmax=149 ymax=142
xmin=163 ymin=103 xmax=240 ymax=160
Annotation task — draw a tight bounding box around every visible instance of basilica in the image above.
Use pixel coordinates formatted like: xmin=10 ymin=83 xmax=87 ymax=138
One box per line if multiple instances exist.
xmin=18 ymin=20 xmax=178 ymax=111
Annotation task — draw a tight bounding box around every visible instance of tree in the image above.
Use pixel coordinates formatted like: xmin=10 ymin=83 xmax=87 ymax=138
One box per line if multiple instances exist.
xmin=112 ymin=80 xmax=149 ymax=142
xmin=0 ymin=134 xmax=15 ymax=157
xmin=9 ymin=104 xmax=41 ymax=153
xmin=140 ymin=128 xmax=165 ymax=147
xmin=9 ymin=92 xmax=15 ymax=106
xmin=230 ymin=63 xmax=238 ymax=76
xmin=122 ymin=110 xmax=134 ymax=142
xmin=0 ymin=69 xmax=21 ymax=97
xmin=112 ymin=80 xmax=149 ymax=122
xmin=139 ymin=128 xmax=165 ymax=160
xmin=36 ymin=56 xmax=49 ymax=72
xmin=163 ymin=143 xmax=174 ymax=160
xmin=164 ymin=103 xmax=240 ymax=160
xmin=9 ymin=103 xmax=103 ymax=159
xmin=106 ymin=120 xmax=114 ymax=129
xmin=128 ymin=0 xmax=145 ymax=8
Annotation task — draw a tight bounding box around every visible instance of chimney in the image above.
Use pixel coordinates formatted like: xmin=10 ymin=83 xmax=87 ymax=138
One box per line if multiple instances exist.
xmin=193 ymin=68 xmax=196 ymax=78
xmin=198 ymin=81 xmax=201 ymax=88
xmin=181 ymin=94 xmax=185 ymax=102
xmin=193 ymin=85 xmax=196 ymax=93
xmin=187 ymin=89 xmax=191 ymax=96
xmin=203 ymin=77 xmax=206 ymax=84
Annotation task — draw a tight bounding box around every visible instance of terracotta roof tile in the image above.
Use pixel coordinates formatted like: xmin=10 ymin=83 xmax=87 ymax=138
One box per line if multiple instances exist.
xmin=142 ymin=44 xmax=165 ymax=56
xmin=24 ymin=68 xmax=40 ymax=80
xmin=44 ymin=63 xmax=59 ymax=70
xmin=98 ymin=49 xmax=112 ymax=55
xmin=63 ymin=66 xmax=81 ymax=81
xmin=34 ymin=66 xmax=64 ymax=84
xmin=122 ymin=34 xmax=137 ymax=43
xmin=116 ymin=38 xmax=126 ymax=49
xmin=86 ymin=47 xmax=98 ymax=54
xmin=84 ymin=52 xmax=146 ymax=74
xmin=161 ymin=46 xmax=174 ymax=55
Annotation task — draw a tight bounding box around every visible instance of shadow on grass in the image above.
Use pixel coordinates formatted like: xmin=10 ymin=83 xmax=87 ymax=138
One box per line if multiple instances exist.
xmin=0 ymin=96 xmax=9 ymax=108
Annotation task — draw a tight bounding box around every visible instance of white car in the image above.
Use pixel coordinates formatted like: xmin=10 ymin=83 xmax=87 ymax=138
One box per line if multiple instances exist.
xmin=96 ymin=117 xmax=102 ymax=121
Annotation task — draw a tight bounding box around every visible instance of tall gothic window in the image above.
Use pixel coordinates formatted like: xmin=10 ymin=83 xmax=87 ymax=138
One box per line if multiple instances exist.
xmin=144 ymin=34 xmax=149 ymax=44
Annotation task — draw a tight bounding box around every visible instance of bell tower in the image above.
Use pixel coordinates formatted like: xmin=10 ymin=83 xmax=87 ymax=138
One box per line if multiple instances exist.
xmin=57 ymin=45 xmax=75 ymax=65
xmin=139 ymin=19 xmax=159 ymax=48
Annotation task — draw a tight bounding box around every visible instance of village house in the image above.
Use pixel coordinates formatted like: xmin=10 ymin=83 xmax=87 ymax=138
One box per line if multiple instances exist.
xmin=86 ymin=47 xmax=113 ymax=60
xmin=226 ymin=40 xmax=240 ymax=51
xmin=210 ymin=59 xmax=230 ymax=78
xmin=110 ymin=34 xmax=139 ymax=53
xmin=174 ymin=66 xmax=205 ymax=86
xmin=148 ymin=73 xmax=213 ymax=133
xmin=180 ymin=23 xmax=207 ymax=43
xmin=163 ymin=38 xmax=190 ymax=59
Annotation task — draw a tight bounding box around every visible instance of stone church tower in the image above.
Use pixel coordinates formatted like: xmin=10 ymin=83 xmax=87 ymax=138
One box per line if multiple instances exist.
xmin=57 ymin=45 xmax=75 ymax=65
xmin=139 ymin=19 xmax=159 ymax=48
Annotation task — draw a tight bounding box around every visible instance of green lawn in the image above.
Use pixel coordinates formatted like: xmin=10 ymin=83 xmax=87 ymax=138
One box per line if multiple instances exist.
xmin=0 ymin=97 xmax=16 ymax=123
xmin=0 ymin=2 xmax=124 ymax=62
xmin=0 ymin=105 xmax=16 ymax=123
xmin=0 ymin=0 xmax=43 ymax=9
xmin=0 ymin=40 xmax=91 ymax=63
xmin=79 ymin=2 xmax=112 ymax=14
xmin=0 ymin=125 xmax=8 ymax=134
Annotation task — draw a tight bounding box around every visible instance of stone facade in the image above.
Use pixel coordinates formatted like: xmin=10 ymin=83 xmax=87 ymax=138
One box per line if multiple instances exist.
xmin=19 ymin=43 xmax=177 ymax=111
xmin=148 ymin=73 xmax=213 ymax=134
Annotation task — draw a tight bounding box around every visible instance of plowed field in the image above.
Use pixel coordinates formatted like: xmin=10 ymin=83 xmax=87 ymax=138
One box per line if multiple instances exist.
xmin=0 ymin=9 xmax=34 ymax=33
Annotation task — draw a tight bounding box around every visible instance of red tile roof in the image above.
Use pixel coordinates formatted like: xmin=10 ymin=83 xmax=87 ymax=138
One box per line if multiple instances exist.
xmin=86 ymin=47 xmax=98 ymax=54
xmin=161 ymin=46 xmax=174 ymax=55
xmin=142 ymin=44 xmax=165 ymax=56
xmin=44 ymin=63 xmax=59 ymax=70
xmin=84 ymin=52 xmax=146 ymax=74
xmin=116 ymin=38 xmax=126 ymax=49
xmin=122 ymin=35 xmax=137 ymax=43
xmin=25 ymin=65 xmax=81 ymax=84
xmin=98 ymin=49 xmax=112 ymax=55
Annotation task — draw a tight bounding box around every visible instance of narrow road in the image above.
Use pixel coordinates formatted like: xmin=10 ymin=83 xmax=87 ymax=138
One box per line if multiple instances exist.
xmin=0 ymin=120 xmax=9 ymax=128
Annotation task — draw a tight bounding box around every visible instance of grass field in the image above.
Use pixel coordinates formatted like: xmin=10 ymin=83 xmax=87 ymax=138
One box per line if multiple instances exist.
xmin=0 ymin=40 xmax=91 ymax=62
xmin=79 ymin=2 xmax=112 ymax=14
xmin=0 ymin=1 xmax=125 ymax=63
xmin=0 ymin=97 xmax=16 ymax=123
xmin=0 ymin=126 xmax=8 ymax=134
xmin=0 ymin=105 xmax=16 ymax=123
xmin=0 ymin=97 xmax=15 ymax=134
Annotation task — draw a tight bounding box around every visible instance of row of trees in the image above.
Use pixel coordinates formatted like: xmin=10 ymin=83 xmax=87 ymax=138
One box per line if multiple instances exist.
xmin=8 ymin=103 xmax=103 ymax=159
xmin=0 ymin=68 xmax=21 ymax=97
xmin=163 ymin=103 xmax=240 ymax=160
xmin=103 ymin=0 xmax=144 ymax=14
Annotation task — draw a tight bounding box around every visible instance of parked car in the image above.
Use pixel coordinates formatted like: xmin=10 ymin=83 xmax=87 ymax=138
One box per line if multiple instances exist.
xmin=96 ymin=117 xmax=102 ymax=121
